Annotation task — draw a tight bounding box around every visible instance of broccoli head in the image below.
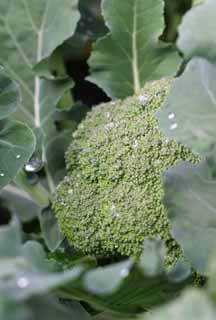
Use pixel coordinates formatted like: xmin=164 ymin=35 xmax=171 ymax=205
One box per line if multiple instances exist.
xmin=53 ymin=78 xmax=197 ymax=264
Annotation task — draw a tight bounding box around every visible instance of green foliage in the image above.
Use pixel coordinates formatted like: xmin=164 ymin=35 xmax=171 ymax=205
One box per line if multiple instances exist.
xmin=178 ymin=0 xmax=216 ymax=62
xmin=0 ymin=0 xmax=80 ymax=190
xmin=0 ymin=0 xmax=212 ymax=318
xmin=142 ymin=290 xmax=216 ymax=320
xmin=59 ymin=239 xmax=192 ymax=314
xmin=88 ymin=0 xmax=181 ymax=99
xmin=0 ymin=219 xmax=90 ymax=320
xmin=157 ymin=0 xmax=216 ymax=277
xmin=54 ymin=78 xmax=196 ymax=262
xmin=0 ymin=69 xmax=35 ymax=189
xmin=158 ymin=58 xmax=216 ymax=156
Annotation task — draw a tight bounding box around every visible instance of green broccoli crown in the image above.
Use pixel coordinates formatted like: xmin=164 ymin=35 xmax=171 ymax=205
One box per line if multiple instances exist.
xmin=53 ymin=78 xmax=196 ymax=264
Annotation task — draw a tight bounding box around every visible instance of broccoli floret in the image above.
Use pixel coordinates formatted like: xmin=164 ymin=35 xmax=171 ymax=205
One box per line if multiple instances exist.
xmin=53 ymin=78 xmax=197 ymax=265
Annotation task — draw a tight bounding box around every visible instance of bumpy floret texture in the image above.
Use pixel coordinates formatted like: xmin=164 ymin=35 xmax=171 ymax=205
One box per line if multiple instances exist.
xmin=54 ymin=78 xmax=197 ymax=264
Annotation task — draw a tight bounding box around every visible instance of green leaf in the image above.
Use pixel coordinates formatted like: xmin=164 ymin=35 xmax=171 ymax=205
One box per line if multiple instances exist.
xmin=61 ymin=239 xmax=192 ymax=314
xmin=0 ymin=220 xmax=84 ymax=301
xmin=38 ymin=207 xmax=64 ymax=252
xmin=0 ymin=218 xmax=21 ymax=257
xmin=0 ymin=0 xmax=80 ymax=190
xmin=0 ymin=184 xmax=39 ymax=222
xmin=0 ymin=295 xmax=91 ymax=320
xmin=178 ymin=0 xmax=216 ymax=62
xmin=87 ymin=0 xmax=181 ymax=99
xmin=142 ymin=289 xmax=216 ymax=320
xmin=162 ymin=160 xmax=216 ymax=274
xmin=83 ymin=260 xmax=132 ymax=295
xmin=0 ymin=120 xmax=36 ymax=189
xmin=157 ymin=58 xmax=216 ymax=156
xmin=0 ymin=68 xmax=20 ymax=120
xmin=0 ymin=220 xmax=90 ymax=320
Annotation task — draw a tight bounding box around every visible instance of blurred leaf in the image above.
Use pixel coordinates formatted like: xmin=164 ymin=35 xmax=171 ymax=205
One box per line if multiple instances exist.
xmin=39 ymin=207 xmax=64 ymax=252
xmin=0 ymin=295 xmax=91 ymax=320
xmin=88 ymin=0 xmax=181 ymax=99
xmin=178 ymin=0 xmax=216 ymax=62
xmin=60 ymin=239 xmax=192 ymax=314
xmin=157 ymin=58 xmax=216 ymax=156
xmin=142 ymin=289 xmax=216 ymax=320
xmin=44 ymin=131 xmax=71 ymax=186
xmin=0 ymin=68 xmax=20 ymax=120
xmin=162 ymin=160 xmax=216 ymax=274
xmin=0 ymin=220 xmax=84 ymax=301
xmin=0 ymin=120 xmax=36 ymax=189
xmin=0 ymin=184 xmax=39 ymax=222
xmin=84 ymin=260 xmax=132 ymax=295
xmin=0 ymin=218 xmax=21 ymax=257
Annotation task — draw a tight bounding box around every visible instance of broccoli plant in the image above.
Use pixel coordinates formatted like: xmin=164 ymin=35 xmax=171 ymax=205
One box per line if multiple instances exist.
xmin=54 ymin=78 xmax=197 ymax=264
xmin=0 ymin=0 xmax=215 ymax=319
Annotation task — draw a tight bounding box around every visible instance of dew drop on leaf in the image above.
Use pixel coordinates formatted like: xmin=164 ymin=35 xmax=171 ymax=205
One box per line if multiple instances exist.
xmin=170 ymin=123 xmax=178 ymax=130
xmin=138 ymin=95 xmax=148 ymax=105
xmin=168 ymin=113 xmax=175 ymax=120
xmin=24 ymin=159 xmax=44 ymax=173
xmin=0 ymin=173 xmax=5 ymax=177
xmin=17 ymin=277 xmax=30 ymax=288
xmin=16 ymin=154 xmax=21 ymax=159
xmin=106 ymin=122 xmax=115 ymax=130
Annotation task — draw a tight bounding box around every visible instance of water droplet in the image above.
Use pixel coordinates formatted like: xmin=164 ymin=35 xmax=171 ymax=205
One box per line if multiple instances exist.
xmin=168 ymin=113 xmax=175 ymax=120
xmin=106 ymin=122 xmax=115 ymax=130
xmin=17 ymin=277 xmax=30 ymax=288
xmin=0 ymin=173 xmax=4 ymax=177
xmin=164 ymin=138 xmax=169 ymax=144
xmin=68 ymin=189 xmax=73 ymax=195
xmin=24 ymin=159 xmax=44 ymax=173
xmin=110 ymin=204 xmax=120 ymax=218
xmin=120 ymin=268 xmax=129 ymax=278
xmin=132 ymin=139 xmax=138 ymax=149
xmin=138 ymin=95 xmax=148 ymax=105
xmin=106 ymin=112 xmax=110 ymax=119
xmin=16 ymin=154 xmax=21 ymax=159
xmin=170 ymin=123 xmax=178 ymax=130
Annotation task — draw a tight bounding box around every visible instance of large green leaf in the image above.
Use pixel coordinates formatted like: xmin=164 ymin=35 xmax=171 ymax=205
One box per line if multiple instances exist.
xmin=178 ymin=0 xmax=216 ymax=62
xmin=142 ymin=289 xmax=216 ymax=320
xmin=0 ymin=120 xmax=36 ymax=189
xmin=0 ymin=0 xmax=80 ymax=181
xmin=87 ymin=0 xmax=181 ymax=99
xmin=0 ymin=68 xmax=35 ymax=189
xmin=162 ymin=160 xmax=216 ymax=274
xmin=157 ymin=58 xmax=216 ymax=156
xmin=0 ymin=68 xmax=20 ymax=120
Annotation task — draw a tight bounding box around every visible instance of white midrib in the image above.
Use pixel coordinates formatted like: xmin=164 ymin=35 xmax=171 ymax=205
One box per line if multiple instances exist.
xmin=132 ymin=1 xmax=140 ymax=94
xmin=34 ymin=30 xmax=43 ymax=128
xmin=34 ymin=0 xmax=50 ymax=128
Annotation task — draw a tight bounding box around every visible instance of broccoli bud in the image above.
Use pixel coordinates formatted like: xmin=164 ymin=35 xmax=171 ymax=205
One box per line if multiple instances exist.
xmin=53 ymin=78 xmax=197 ymax=264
